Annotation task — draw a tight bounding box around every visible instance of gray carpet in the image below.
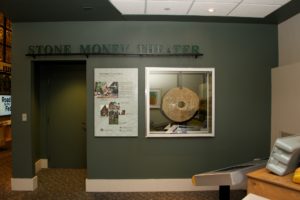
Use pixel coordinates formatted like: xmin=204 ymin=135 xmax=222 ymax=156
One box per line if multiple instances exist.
xmin=0 ymin=149 xmax=247 ymax=200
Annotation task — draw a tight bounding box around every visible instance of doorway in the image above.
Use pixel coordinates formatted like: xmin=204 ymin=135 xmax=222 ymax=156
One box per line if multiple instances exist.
xmin=35 ymin=61 xmax=86 ymax=168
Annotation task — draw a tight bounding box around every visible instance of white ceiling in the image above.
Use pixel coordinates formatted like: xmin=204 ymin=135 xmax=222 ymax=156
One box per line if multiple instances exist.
xmin=109 ymin=0 xmax=291 ymax=18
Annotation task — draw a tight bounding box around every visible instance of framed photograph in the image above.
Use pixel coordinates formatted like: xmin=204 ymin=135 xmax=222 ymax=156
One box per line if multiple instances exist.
xmin=150 ymin=89 xmax=161 ymax=108
xmin=145 ymin=67 xmax=215 ymax=138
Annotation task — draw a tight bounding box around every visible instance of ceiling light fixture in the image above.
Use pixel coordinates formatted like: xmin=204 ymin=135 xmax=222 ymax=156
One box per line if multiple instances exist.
xmin=208 ymin=8 xmax=214 ymax=13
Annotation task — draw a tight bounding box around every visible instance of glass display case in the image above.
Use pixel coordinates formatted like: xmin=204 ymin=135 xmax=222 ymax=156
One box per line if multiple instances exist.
xmin=145 ymin=67 xmax=215 ymax=137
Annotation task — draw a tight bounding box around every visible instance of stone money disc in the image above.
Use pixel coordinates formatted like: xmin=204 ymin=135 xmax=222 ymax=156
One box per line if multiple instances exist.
xmin=162 ymin=87 xmax=200 ymax=122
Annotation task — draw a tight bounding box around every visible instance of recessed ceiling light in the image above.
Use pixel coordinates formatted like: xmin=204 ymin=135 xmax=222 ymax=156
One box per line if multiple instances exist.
xmin=208 ymin=8 xmax=215 ymax=13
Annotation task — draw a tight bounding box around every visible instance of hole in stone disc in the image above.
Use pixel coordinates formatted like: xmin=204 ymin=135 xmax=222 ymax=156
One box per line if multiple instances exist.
xmin=178 ymin=101 xmax=185 ymax=108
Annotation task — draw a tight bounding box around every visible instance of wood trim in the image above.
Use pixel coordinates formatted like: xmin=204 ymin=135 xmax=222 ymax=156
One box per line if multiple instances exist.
xmin=85 ymin=178 xmax=244 ymax=192
xmin=35 ymin=159 xmax=48 ymax=174
xmin=11 ymin=176 xmax=38 ymax=191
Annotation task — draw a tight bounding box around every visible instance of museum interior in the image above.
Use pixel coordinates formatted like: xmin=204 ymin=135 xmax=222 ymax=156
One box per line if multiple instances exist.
xmin=1 ymin=0 xmax=300 ymax=199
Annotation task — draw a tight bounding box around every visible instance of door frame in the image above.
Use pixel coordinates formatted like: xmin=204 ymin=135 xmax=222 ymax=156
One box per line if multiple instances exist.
xmin=32 ymin=60 xmax=87 ymax=169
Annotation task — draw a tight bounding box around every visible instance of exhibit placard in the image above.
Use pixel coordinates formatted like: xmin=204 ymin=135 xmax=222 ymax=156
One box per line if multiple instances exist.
xmin=94 ymin=68 xmax=138 ymax=137
xmin=0 ymin=95 xmax=11 ymax=116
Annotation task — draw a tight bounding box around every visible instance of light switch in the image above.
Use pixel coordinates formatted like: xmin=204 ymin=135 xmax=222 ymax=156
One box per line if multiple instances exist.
xmin=22 ymin=113 xmax=27 ymax=122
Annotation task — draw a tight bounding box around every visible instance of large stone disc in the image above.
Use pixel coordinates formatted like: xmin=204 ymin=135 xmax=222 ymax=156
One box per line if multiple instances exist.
xmin=162 ymin=87 xmax=200 ymax=122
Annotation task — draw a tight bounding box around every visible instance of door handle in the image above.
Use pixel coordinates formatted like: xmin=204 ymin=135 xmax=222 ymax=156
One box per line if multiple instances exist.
xmin=81 ymin=122 xmax=86 ymax=132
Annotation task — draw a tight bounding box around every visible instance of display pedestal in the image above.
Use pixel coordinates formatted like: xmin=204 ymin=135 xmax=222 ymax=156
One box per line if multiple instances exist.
xmin=247 ymin=168 xmax=300 ymax=200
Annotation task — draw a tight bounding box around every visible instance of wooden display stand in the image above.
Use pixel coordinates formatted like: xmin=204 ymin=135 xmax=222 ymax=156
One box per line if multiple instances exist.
xmin=247 ymin=168 xmax=300 ymax=200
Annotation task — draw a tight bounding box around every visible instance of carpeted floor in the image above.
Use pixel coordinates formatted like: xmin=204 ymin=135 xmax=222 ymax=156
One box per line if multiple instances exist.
xmin=0 ymin=148 xmax=247 ymax=200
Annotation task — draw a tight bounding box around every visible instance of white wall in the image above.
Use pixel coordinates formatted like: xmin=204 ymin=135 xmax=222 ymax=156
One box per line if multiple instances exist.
xmin=278 ymin=13 xmax=300 ymax=66
xmin=271 ymin=62 xmax=300 ymax=146
xmin=271 ymin=14 xmax=300 ymax=146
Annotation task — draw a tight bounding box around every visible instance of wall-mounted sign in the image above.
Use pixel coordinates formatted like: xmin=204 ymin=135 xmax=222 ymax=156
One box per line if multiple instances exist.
xmin=94 ymin=68 xmax=138 ymax=137
xmin=0 ymin=95 xmax=11 ymax=116
xmin=27 ymin=43 xmax=201 ymax=55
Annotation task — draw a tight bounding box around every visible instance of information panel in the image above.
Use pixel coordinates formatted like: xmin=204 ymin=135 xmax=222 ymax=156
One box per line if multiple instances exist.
xmin=94 ymin=68 xmax=138 ymax=137
xmin=0 ymin=95 xmax=11 ymax=116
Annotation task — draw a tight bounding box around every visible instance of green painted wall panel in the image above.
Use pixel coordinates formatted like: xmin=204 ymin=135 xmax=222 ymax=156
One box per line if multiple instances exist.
xmin=12 ymin=21 xmax=277 ymax=179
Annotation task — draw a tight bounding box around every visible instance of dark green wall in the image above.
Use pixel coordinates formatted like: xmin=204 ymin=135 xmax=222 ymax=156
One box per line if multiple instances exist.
xmin=12 ymin=21 xmax=277 ymax=179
